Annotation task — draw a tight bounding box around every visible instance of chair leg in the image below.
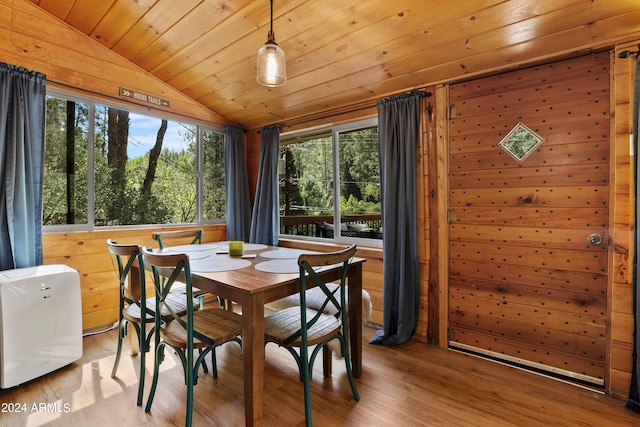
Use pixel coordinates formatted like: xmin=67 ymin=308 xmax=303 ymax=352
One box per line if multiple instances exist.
xmin=300 ymin=348 xmax=313 ymax=427
xmin=200 ymin=349 xmax=209 ymax=374
xmin=145 ymin=343 xmax=164 ymax=413
xmin=136 ymin=323 xmax=146 ymax=406
xmin=211 ymin=347 xmax=218 ymax=378
xmin=322 ymin=346 xmax=332 ymax=378
xmin=111 ymin=319 xmax=126 ymax=378
xmin=342 ymin=339 xmax=360 ymax=401
xmin=186 ymin=346 xmax=195 ymax=427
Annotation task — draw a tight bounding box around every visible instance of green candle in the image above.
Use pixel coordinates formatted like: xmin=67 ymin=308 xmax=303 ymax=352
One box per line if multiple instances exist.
xmin=229 ymin=241 xmax=244 ymax=256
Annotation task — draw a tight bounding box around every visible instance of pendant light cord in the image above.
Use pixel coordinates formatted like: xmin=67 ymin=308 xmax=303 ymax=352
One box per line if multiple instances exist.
xmin=269 ymin=0 xmax=274 ymax=35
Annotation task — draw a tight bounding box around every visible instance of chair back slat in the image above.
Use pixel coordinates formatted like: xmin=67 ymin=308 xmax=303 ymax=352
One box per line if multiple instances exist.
xmin=142 ymin=249 xmax=193 ymax=326
xmin=151 ymin=229 xmax=203 ymax=249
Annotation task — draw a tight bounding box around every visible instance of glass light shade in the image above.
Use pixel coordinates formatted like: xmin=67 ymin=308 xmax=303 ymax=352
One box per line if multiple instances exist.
xmin=257 ymin=42 xmax=287 ymax=87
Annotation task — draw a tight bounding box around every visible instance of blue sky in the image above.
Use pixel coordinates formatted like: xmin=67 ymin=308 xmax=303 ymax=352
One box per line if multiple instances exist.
xmin=127 ymin=113 xmax=195 ymax=159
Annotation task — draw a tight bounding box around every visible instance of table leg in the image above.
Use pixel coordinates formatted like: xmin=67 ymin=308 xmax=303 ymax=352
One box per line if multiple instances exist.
xmin=348 ymin=262 xmax=363 ymax=378
xmin=242 ymin=292 xmax=265 ymax=426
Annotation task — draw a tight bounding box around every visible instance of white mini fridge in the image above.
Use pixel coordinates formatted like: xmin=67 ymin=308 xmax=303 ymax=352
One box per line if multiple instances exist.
xmin=0 ymin=264 xmax=83 ymax=388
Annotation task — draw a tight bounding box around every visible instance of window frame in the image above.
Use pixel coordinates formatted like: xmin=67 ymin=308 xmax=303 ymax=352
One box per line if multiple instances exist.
xmin=280 ymin=117 xmax=381 ymax=248
xmin=43 ymin=88 xmax=226 ymax=232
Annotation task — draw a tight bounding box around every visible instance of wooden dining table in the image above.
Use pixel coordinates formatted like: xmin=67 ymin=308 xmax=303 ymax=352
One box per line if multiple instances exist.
xmin=131 ymin=243 xmax=364 ymax=427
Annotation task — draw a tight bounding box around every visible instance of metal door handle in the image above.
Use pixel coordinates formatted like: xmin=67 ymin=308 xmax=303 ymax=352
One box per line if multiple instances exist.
xmin=587 ymin=233 xmax=604 ymax=246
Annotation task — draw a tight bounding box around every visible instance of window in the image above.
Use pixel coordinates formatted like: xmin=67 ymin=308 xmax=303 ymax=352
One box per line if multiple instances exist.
xmin=279 ymin=118 xmax=381 ymax=244
xmin=43 ymin=91 xmax=226 ymax=229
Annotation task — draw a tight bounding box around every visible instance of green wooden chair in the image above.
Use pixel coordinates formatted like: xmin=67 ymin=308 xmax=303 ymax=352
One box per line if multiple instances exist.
xmin=142 ymin=247 xmax=242 ymax=427
xmin=263 ymin=244 xmax=360 ymax=427
xmin=106 ymin=239 xmax=200 ymax=406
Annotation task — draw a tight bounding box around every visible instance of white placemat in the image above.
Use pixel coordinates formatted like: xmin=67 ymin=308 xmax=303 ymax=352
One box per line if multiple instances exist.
xmin=254 ymin=259 xmax=299 ymax=274
xmin=254 ymin=260 xmax=337 ymax=274
xmin=259 ymin=248 xmax=315 ymax=259
xmin=158 ymin=248 xmax=210 ymax=260
xmin=187 ymin=252 xmax=210 ymax=261
xmin=165 ymin=243 xmax=218 ymax=252
xmin=190 ymin=257 xmax=252 ymax=273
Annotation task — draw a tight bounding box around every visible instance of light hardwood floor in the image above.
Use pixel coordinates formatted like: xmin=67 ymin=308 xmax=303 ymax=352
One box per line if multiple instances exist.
xmin=1 ymin=325 xmax=638 ymax=427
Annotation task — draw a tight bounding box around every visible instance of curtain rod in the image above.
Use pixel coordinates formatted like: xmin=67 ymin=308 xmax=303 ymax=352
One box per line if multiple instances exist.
xmin=277 ymin=87 xmax=433 ymax=131
xmin=47 ymin=79 xmax=225 ymax=130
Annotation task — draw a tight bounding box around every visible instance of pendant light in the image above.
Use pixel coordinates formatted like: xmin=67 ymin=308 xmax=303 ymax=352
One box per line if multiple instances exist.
xmin=256 ymin=0 xmax=287 ymax=87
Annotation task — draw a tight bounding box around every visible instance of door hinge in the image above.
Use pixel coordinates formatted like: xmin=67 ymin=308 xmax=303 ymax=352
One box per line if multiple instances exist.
xmin=447 ymin=210 xmax=457 ymax=223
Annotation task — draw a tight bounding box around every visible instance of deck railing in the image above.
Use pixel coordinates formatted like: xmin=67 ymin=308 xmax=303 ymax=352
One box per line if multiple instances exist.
xmin=280 ymin=214 xmax=383 ymax=239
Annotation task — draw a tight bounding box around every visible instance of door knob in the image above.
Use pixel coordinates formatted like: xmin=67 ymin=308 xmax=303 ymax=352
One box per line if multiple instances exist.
xmin=587 ymin=233 xmax=604 ymax=246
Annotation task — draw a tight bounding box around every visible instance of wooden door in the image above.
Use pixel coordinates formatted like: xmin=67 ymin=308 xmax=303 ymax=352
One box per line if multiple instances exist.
xmin=447 ymin=53 xmax=610 ymax=385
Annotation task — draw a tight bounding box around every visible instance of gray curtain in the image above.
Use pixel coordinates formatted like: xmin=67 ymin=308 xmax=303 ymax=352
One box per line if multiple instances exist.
xmin=627 ymin=49 xmax=640 ymax=415
xmin=0 ymin=63 xmax=46 ymax=271
xmin=224 ymin=124 xmax=252 ymax=241
xmin=249 ymin=124 xmax=280 ymax=246
xmin=370 ymin=91 xmax=421 ymax=346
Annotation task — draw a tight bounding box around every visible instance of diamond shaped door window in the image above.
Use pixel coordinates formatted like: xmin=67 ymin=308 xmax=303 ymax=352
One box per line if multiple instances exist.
xmin=499 ymin=122 xmax=544 ymax=162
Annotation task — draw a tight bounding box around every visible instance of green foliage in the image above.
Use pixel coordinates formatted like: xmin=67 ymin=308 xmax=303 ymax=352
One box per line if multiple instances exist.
xmin=280 ymin=136 xmax=334 ymax=216
xmin=340 ymin=194 xmax=380 ymax=215
xmin=202 ymin=129 xmax=226 ymax=220
xmin=339 ymin=126 xmax=380 ymax=210
xmin=279 ymin=125 xmax=381 ymax=221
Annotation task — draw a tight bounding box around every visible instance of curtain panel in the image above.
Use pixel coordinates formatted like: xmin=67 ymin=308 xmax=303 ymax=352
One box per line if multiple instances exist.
xmin=224 ymin=124 xmax=252 ymax=241
xmin=627 ymin=51 xmax=640 ymax=415
xmin=0 ymin=63 xmax=46 ymax=270
xmin=249 ymin=124 xmax=280 ymax=246
xmin=369 ymin=91 xmax=421 ymax=346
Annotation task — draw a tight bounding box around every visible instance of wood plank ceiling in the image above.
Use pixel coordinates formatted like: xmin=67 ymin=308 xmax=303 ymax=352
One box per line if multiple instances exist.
xmin=28 ymin=0 xmax=640 ymax=130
